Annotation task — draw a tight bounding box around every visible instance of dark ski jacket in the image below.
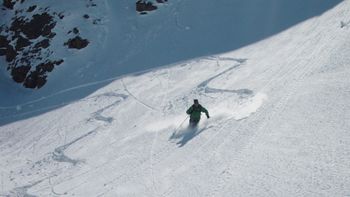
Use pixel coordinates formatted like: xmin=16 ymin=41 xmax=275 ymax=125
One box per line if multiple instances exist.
xmin=186 ymin=104 xmax=209 ymax=121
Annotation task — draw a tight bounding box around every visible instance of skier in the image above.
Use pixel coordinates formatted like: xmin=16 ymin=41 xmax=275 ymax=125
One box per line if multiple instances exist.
xmin=186 ymin=99 xmax=210 ymax=127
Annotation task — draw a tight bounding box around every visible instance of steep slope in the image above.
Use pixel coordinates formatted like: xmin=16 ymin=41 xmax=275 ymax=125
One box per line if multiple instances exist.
xmin=0 ymin=0 xmax=342 ymax=125
xmin=1 ymin=1 xmax=350 ymax=196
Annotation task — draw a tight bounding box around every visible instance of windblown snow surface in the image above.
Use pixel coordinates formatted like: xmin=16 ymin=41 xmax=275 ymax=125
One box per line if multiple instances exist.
xmin=1 ymin=0 xmax=350 ymax=196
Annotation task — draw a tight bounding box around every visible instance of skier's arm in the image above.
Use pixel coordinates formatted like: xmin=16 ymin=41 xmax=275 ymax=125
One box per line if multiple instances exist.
xmin=186 ymin=106 xmax=193 ymax=115
xmin=201 ymin=107 xmax=210 ymax=118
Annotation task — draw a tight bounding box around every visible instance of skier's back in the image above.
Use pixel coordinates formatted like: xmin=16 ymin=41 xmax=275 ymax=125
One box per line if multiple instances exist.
xmin=186 ymin=99 xmax=209 ymax=127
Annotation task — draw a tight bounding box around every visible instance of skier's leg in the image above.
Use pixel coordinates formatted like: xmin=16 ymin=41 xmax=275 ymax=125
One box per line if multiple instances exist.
xmin=189 ymin=118 xmax=199 ymax=128
xmin=189 ymin=118 xmax=196 ymax=128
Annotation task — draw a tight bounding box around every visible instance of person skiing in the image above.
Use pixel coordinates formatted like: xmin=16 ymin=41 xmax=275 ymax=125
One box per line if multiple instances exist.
xmin=186 ymin=99 xmax=209 ymax=127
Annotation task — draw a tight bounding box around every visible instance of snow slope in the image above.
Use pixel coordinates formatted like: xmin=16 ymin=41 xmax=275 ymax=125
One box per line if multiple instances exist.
xmin=1 ymin=0 xmax=350 ymax=196
xmin=0 ymin=0 xmax=342 ymax=125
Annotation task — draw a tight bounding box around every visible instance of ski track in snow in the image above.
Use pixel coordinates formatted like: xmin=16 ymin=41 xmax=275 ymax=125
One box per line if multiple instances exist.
xmin=24 ymin=70 xmax=170 ymax=196
xmin=196 ymin=58 xmax=251 ymax=95
xmin=48 ymin=56 xmax=253 ymax=197
xmin=52 ymin=55 xmax=252 ymax=195
xmin=2 ymin=90 xmax=129 ymax=195
xmin=52 ymin=128 xmax=98 ymax=165
xmin=87 ymin=93 xmax=128 ymax=124
xmin=132 ymin=57 xmax=259 ymax=196
xmin=157 ymin=26 xmax=339 ymax=195
xmin=210 ymin=37 xmax=324 ymax=197
xmin=8 ymin=179 xmax=44 ymax=197
xmin=340 ymin=20 xmax=350 ymax=28
xmin=3 ymin=128 xmax=100 ymax=196
xmin=149 ymin=68 xmax=171 ymax=197
xmin=0 ymin=88 xmax=127 ymax=120
xmin=121 ymin=79 xmax=159 ymax=112
xmin=167 ymin=18 xmax=346 ymax=196
xmin=96 ymin=57 xmax=250 ymax=196
xmin=0 ymin=55 xmax=248 ymax=123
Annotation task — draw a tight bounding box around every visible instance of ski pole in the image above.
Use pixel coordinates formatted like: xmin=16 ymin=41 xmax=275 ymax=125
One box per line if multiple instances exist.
xmin=174 ymin=116 xmax=189 ymax=134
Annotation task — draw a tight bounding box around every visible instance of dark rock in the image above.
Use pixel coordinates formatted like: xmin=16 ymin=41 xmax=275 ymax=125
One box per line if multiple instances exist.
xmin=26 ymin=5 xmax=36 ymax=12
xmin=1 ymin=1 xmax=89 ymax=89
xmin=54 ymin=59 xmax=64 ymax=65
xmin=10 ymin=13 xmax=56 ymax=40
xmin=29 ymin=45 xmax=41 ymax=54
xmin=11 ymin=65 xmax=30 ymax=83
xmin=5 ymin=45 xmax=17 ymax=62
xmin=93 ymin=19 xmax=101 ymax=25
xmin=19 ymin=55 xmax=30 ymax=65
xmin=58 ymin=12 xmax=64 ymax=19
xmin=36 ymin=62 xmax=54 ymax=73
xmin=64 ymin=36 xmax=89 ymax=49
xmin=15 ymin=35 xmax=31 ymax=51
xmin=83 ymin=14 xmax=89 ymax=19
xmin=136 ymin=0 xmax=157 ymax=13
xmin=73 ymin=27 xmax=79 ymax=34
xmin=9 ymin=16 xmax=25 ymax=36
xmin=0 ymin=48 xmax=7 ymax=55
xmin=0 ymin=35 xmax=9 ymax=48
xmin=34 ymin=39 xmax=50 ymax=49
xmin=48 ymin=32 xmax=56 ymax=39
xmin=86 ymin=0 xmax=97 ymax=8
xmin=156 ymin=0 xmax=168 ymax=3
xmin=3 ymin=0 xmax=16 ymax=9
xmin=14 ymin=9 xmax=22 ymax=15
xmin=24 ymin=70 xmax=47 ymax=89
xmin=36 ymin=60 xmax=63 ymax=73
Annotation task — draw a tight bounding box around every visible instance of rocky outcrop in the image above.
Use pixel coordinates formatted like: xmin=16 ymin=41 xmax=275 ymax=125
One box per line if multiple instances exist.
xmin=3 ymin=0 xmax=17 ymax=9
xmin=136 ymin=0 xmax=168 ymax=14
xmin=64 ymin=36 xmax=89 ymax=49
xmin=64 ymin=28 xmax=89 ymax=50
xmin=136 ymin=0 xmax=157 ymax=14
xmin=136 ymin=0 xmax=168 ymax=15
xmin=10 ymin=13 xmax=56 ymax=40
xmin=0 ymin=0 xmax=98 ymax=89
xmin=156 ymin=0 xmax=168 ymax=3
xmin=0 ymin=5 xmax=62 ymax=89
xmin=23 ymin=60 xmax=64 ymax=88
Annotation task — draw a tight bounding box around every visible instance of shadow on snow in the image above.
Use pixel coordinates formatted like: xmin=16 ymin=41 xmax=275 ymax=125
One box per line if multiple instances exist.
xmin=170 ymin=124 xmax=214 ymax=147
